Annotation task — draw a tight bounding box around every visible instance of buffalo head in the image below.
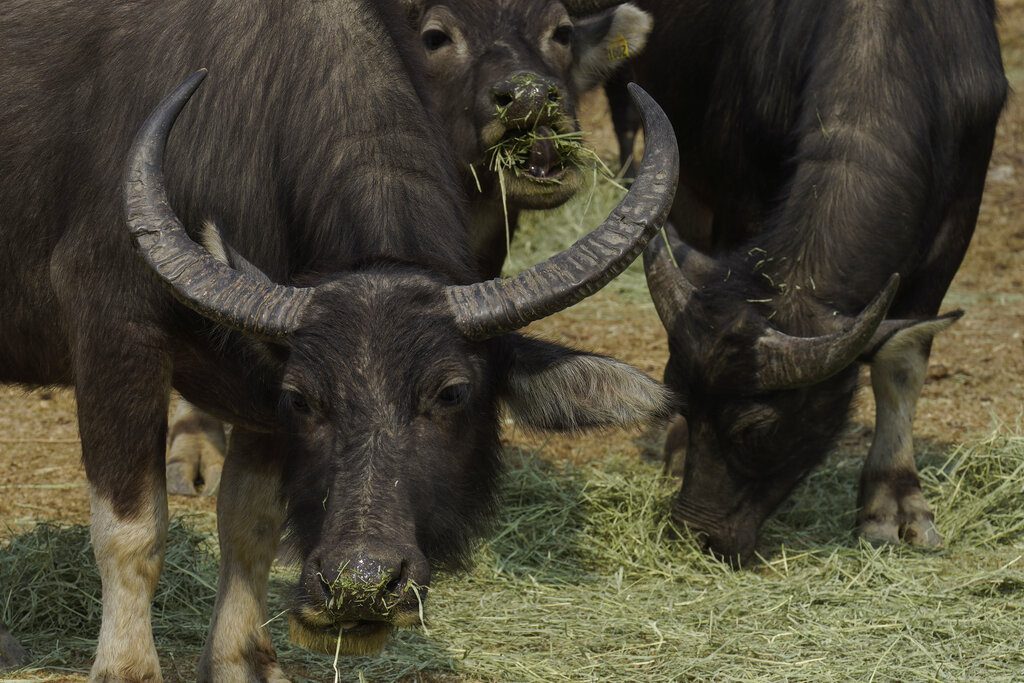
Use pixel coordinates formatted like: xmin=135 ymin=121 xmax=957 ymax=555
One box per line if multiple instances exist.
xmin=644 ymin=229 xmax=913 ymax=564
xmin=403 ymin=0 xmax=652 ymax=209
xmin=124 ymin=71 xmax=677 ymax=654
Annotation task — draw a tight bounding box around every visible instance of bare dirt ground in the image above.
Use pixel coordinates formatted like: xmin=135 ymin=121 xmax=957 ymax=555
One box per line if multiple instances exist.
xmin=0 ymin=2 xmax=1022 ymax=679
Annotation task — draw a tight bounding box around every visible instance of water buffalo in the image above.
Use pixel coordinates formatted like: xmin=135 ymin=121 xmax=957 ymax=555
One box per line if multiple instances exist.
xmin=165 ymin=0 xmax=655 ymax=496
xmin=0 ymin=1 xmax=678 ymax=679
xmin=404 ymin=0 xmax=653 ymax=277
xmin=621 ymin=0 xmax=1007 ymax=561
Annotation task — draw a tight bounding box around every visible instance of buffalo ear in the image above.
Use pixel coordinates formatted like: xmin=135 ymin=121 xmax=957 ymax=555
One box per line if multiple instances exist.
xmin=859 ymin=311 xmax=964 ymax=362
xmin=497 ymin=334 xmax=674 ymax=431
xmin=570 ymin=4 xmax=653 ymax=93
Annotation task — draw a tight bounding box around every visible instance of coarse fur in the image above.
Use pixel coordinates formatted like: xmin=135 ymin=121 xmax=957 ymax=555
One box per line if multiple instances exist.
xmin=0 ymin=0 xmax=672 ymax=678
xmin=407 ymin=0 xmax=653 ymax=277
xmin=622 ymin=0 xmax=1007 ymax=561
xmin=165 ymin=1 xmax=655 ymax=495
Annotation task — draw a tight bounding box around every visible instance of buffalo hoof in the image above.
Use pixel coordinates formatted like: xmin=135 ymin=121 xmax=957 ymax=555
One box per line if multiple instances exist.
xmin=0 ymin=624 xmax=27 ymax=670
xmin=199 ymin=660 xmax=290 ymax=683
xmin=166 ymin=408 xmax=226 ymax=497
xmin=857 ymin=491 xmax=943 ymax=549
xmin=89 ymin=674 xmax=162 ymax=683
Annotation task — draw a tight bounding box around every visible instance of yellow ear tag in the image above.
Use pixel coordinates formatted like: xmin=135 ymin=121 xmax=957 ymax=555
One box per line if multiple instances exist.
xmin=607 ymin=35 xmax=630 ymax=61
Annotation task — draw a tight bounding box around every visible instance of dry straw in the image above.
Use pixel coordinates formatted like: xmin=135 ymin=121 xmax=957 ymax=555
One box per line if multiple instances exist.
xmin=2 ymin=432 xmax=1022 ymax=681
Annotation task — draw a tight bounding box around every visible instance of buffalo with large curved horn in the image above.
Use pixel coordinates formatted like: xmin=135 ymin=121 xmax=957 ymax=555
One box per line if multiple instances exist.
xmin=643 ymin=228 xmax=898 ymax=391
xmin=126 ymin=73 xmax=678 ymax=340
xmin=117 ymin=68 xmax=679 ymax=675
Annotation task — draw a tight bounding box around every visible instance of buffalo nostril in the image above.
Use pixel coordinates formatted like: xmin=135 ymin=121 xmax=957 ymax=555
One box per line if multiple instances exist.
xmin=318 ymin=573 xmax=332 ymax=599
xmin=493 ymin=90 xmax=514 ymax=107
xmin=547 ymin=89 xmax=560 ymax=103
xmin=383 ymin=560 xmax=409 ymax=595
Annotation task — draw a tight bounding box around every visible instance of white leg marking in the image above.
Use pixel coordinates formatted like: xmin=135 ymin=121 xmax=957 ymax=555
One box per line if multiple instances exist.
xmin=90 ymin=486 xmax=167 ymax=682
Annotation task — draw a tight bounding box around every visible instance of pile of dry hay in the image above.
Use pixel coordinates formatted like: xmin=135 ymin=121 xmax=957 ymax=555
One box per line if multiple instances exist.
xmin=2 ymin=431 xmax=1022 ymax=681
xmin=0 ymin=518 xmax=216 ymax=676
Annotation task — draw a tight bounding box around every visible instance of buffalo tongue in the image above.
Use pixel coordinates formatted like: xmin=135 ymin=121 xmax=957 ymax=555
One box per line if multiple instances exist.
xmin=527 ymin=126 xmax=559 ymax=178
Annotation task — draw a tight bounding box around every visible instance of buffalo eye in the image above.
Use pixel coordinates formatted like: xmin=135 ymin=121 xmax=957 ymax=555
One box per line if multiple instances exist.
xmin=422 ymin=28 xmax=452 ymax=51
xmin=284 ymin=389 xmax=312 ymax=416
xmin=552 ymin=24 xmax=573 ymax=46
xmin=436 ymin=382 xmax=470 ymax=408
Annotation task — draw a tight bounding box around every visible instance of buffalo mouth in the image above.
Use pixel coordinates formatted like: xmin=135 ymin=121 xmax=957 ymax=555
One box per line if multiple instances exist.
xmin=288 ymin=611 xmax=395 ymax=655
xmin=672 ymin=497 xmax=760 ymax=567
xmin=287 ymin=575 xmax=428 ymax=655
xmin=517 ymin=126 xmax=568 ymax=181
xmin=287 ymin=606 xmax=426 ymax=655
xmin=485 ymin=125 xmax=585 ymax=207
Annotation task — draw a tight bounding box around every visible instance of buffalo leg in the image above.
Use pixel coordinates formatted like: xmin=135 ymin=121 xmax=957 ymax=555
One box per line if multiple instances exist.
xmin=469 ymin=201 xmax=521 ymax=280
xmin=76 ymin=334 xmax=171 ymax=682
xmin=167 ymin=398 xmax=226 ymax=497
xmin=199 ymin=428 xmax=288 ymax=683
xmin=0 ymin=621 xmax=27 ymax=670
xmin=857 ymin=338 xmax=941 ymax=547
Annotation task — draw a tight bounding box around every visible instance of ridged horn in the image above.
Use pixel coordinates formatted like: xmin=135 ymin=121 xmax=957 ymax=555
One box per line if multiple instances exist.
xmin=446 ymin=84 xmax=678 ymax=339
xmin=643 ymin=226 xmax=714 ymax=331
xmin=752 ymin=274 xmax=901 ymax=391
xmin=123 ymin=70 xmax=314 ymax=339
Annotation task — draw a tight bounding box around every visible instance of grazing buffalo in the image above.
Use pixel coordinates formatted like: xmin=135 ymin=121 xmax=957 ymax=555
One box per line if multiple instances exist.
xmin=0 ymin=1 xmax=678 ymax=679
xmin=165 ymin=0 xmax=656 ymax=498
xmin=619 ymin=0 xmax=1006 ymax=561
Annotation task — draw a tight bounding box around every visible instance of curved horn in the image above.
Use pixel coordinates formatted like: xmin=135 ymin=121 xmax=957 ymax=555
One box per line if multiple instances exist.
xmin=123 ymin=70 xmax=313 ymax=339
xmin=447 ymin=84 xmax=678 ymax=339
xmin=562 ymin=0 xmax=626 ymax=14
xmin=752 ymin=274 xmax=901 ymax=391
xmin=643 ymin=225 xmax=715 ymax=331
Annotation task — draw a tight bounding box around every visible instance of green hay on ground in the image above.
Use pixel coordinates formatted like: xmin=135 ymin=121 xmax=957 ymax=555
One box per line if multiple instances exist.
xmin=3 ymin=433 xmax=1023 ymax=681
xmin=0 ymin=518 xmax=216 ymax=676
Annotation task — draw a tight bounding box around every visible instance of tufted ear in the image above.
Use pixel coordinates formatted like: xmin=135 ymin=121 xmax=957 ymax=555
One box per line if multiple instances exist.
xmin=571 ymin=3 xmax=653 ymax=93
xmin=859 ymin=311 xmax=964 ymax=362
xmin=497 ymin=334 xmax=674 ymax=432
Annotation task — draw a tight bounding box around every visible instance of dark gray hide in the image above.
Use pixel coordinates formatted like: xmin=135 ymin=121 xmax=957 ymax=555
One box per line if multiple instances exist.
xmin=0 ymin=1 xmax=677 ymax=678
xmin=164 ymin=0 xmax=655 ymax=498
xmin=618 ymin=0 xmax=1007 ymax=561
xmin=405 ymin=0 xmax=653 ymax=277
